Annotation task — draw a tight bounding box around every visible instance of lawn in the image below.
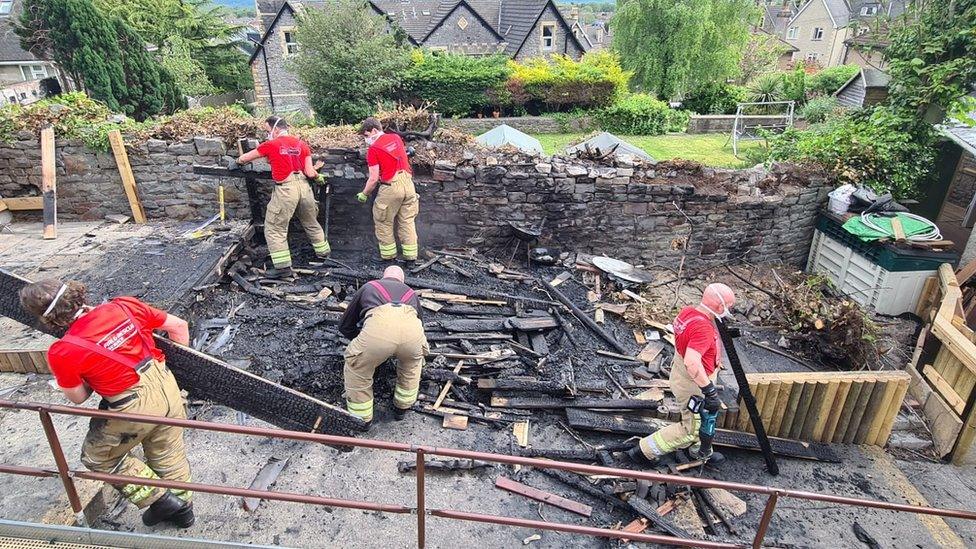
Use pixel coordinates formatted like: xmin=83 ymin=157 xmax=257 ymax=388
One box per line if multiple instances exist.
xmin=531 ymin=133 xmax=760 ymax=168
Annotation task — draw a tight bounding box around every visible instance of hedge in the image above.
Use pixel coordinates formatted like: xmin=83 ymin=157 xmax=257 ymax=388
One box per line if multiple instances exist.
xmin=400 ymin=51 xmax=511 ymax=117
xmin=597 ymin=93 xmax=689 ymax=135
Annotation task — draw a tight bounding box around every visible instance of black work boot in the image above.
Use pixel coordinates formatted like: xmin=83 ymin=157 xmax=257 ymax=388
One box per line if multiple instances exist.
xmin=688 ymin=446 xmax=726 ymax=465
xmin=624 ymin=445 xmax=658 ymax=467
xmin=263 ymin=266 xmax=294 ymax=279
xmin=393 ymin=407 xmax=408 ymax=421
xmin=315 ymin=251 xmax=331 ymax=260
xmin=142 ymin=491 xmax=195 ymax=528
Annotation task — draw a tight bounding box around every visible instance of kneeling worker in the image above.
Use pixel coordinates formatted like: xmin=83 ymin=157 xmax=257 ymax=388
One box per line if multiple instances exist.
xmin=338 ymin=266 xmax=427 ymax=424
xmin=19 ymin=279 xmax=195 ymax=528
xmin=238 ymin=116 xmax=330 ymax=278
xmin=358 ymin=117 xmax=420 ymax=262
xmin=626 ymin=283 xmax=736 ymax=466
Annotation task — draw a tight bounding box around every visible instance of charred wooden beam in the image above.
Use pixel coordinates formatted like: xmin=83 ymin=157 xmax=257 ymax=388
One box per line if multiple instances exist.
xmin=543 ymin=279 xmax=628 ymax=354
xmin=495 ymin=475 xmax=593 ymax=517
xmin=490 ymin=395 xmax=661 ymax=410
xmin=397 ymin=459 xmax=492 ymax=473
xmin=327 ymin=268 xmax=558 ymax=307
xmin=477 ymin=378 xmax=608 ymax=396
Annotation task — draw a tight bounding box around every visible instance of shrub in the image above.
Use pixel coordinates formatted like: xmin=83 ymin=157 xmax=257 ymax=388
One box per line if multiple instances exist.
xmin=781 ymin=64 xmax=807 ymax=104
xmin=766 ymin=106 xmax=936 ymax=199
xmin=807 ymin=65 xmax=860 ymax=96
xmin=681 ymin=82 xmax=749 ymax=114
xmin=401 ymin=51 xmax=510 ymax=116
xmin=506 ymin=51 xmax=631 ymax=111
xmin=597 ymin=94 xmax=688 ymax=135
xmin=748 ymin=73 xmax=785 ymax=104
xmin=800 ymin=95 xmax=840 ymax=123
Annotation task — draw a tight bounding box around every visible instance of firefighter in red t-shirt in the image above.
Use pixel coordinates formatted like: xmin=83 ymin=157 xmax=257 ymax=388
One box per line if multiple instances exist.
xmin=237 ymin=116 xmax=330 ymax=278
xmin=626 ymin=283 xmax=736 ymax=465
xmin=358 ymin=117 xmax=420 ymax=261
xmin=20 ymin=279 xmax=196 ymax=528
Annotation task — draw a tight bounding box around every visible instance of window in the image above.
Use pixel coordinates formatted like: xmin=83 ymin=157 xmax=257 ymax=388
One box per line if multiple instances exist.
xmin=541 ymin=23 xmax=555 ymax=51
xmin=282 ymin=30 xmax=298 ymax=55
xmin=860 ymin=5 xmax=879 ymax=16
xmin=0 ymin=1 xmax=12 ymax=15
xmin=806 ymin=52 xmax=820 ymax=62
xmin=857 ymin=26 xmax=870 ymax=36
xmin=787 ymin=26 xmax=798 ymax=39
xmin=29 ymin=65 xmax=47 ymax=80
xmin=812 ymin=27 xmax=824 ymax=40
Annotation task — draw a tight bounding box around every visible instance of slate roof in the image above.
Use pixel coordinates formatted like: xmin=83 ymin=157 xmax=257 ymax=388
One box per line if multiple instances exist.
xmin=823 ymin=0 xmax=852 ymax=28
xmin=256 ymin=0 xmax=584 ymax=59
xmin=0 ymin=1 xmax=43 ymax=63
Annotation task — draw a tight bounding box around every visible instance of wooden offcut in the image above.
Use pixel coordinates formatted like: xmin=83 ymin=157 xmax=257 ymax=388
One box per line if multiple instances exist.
xmin=0 ymin=196 xmax=43 ymax=211
xmin=495 ymin=476 xmax=592 ymax=517
xmin=40 ymin=127 xmax=57 ymax=239
xmin=108 ymin=130 xmax=147 ymax=223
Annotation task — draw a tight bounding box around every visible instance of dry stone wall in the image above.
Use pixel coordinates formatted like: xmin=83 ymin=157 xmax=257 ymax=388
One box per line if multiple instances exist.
xmin=0 ymin=135 xmax=829 ymax=268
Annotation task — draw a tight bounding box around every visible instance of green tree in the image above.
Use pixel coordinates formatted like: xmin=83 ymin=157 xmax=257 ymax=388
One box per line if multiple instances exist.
xmin=883 ymin=0 xmax=976 ymax=122
xmin=161 ymin=37 xmax=219 ymax=96
xmin=291 ymin=0 xmax=411 ymax=123
xmin=738 ymin=32 xmax=789 ymax=84
xmin=17 ymin=0 xmax=184 ymax=119
xmin=612 ymin=0 xmax=756 ymax=99
xmin=94 ymin=0 xmax=252 ymax=93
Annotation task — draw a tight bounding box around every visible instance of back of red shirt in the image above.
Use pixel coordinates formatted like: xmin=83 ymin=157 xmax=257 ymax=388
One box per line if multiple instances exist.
xmin=47 ymin=297 xmax=168 ymax=396
xmin=257 ymin=135 xmax=311 ymax=182
xmin=366 ymin=133 xmax=412 ymax=182
xmin=673 ymin=306 xmax=720 ymax=375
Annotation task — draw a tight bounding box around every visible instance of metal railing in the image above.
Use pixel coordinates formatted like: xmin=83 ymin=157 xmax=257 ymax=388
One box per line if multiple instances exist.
xmin=2 ymin=399 xmax=975 ymax=548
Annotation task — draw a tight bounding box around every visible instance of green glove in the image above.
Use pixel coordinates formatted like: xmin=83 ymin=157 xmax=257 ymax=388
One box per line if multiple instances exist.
xmin=313 ymin=174 xmax=326 ymax=185
xmin=356 ymin=192 xmax=368 ymax=203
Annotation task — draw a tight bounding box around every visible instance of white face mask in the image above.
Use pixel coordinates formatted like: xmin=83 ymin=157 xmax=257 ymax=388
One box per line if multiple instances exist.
xmin=364 ymin=132 xmax=379 ymax=146
xmin=267 ymin=118 xmax=282 ymax=141
xmin=702 ymin=291 xmax=733 ymax=322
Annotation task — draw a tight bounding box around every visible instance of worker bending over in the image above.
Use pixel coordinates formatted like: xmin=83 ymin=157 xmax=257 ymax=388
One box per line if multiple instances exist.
xmin=20 ymin=279 xmax=195 ymax=528
xmin=238 ymin=116 xmax=330 ymax=278
xmin=626 ymin=283 xmax=736 ymax=465
xmin=338 ymin=266 xmax=427 ymax=424
xmin=358 ymin=117 xmax=420 ymax=262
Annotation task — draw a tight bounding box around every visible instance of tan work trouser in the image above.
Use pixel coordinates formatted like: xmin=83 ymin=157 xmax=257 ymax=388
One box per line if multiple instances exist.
xmin=638 ymin=353 xmax=717 ymax=459
xmin=343 ymin=304 xmax=428 ymax=422
xmin=373 ymin=171 xmax=419 ymax=260
xmin=265 ymin=173 xmax=330 ymax=268
xmin=81 ymin=360 xmax=192 ymax=508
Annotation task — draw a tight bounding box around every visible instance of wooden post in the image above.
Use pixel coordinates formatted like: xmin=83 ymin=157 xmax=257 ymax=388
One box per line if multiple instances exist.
xmin=875 ymin=379 xmax=909 ymax=446
xmin=40 ymin=127 xmax=56 ymax=239
xmin=951 ymin=377 xmax=976 ymax=464
xmin=107 ymin=130 xmax=147 ymax=223
xmin=823 ymin=380 xmax=853 ymax=442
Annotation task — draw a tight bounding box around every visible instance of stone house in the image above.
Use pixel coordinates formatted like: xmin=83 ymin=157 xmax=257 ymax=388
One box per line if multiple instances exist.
xmin=250 ymin=0 xmax=588 ymax=115
xmin=0 ymin=0 xmax=63 ymax=106
xmin=780 ymin=0 xmax=908 ymax=68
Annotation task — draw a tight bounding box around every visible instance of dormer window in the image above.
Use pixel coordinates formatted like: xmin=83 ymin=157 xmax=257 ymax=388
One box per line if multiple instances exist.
xmin=541 ymin=23 xmax=555 ymax=51
xmin=0 ymin=1 xmax=13 ymax=15
xmin=860 ymin=5 xmax=879 ymax=16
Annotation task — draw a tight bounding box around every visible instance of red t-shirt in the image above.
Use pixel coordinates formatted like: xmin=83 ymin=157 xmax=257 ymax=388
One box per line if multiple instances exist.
xmin=673 ymin=306 xmax=721 ymax=375
xmin=257 ymin=135 xmax=311 ymax=182
xmin=47 ymin=297 xmax=168 ymax=396
xmin=366 ymin=133 xmax=412 ymax=182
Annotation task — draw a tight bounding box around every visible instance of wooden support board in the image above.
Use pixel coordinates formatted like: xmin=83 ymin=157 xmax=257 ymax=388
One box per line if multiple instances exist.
xmin=40 ymin=127 xmax=56 ymax=239
xmin=495 ymin=476 xmax=592 ymax=517
xmin=0 ymin=196 xmax=43 ymax=211
xmin=0 ymin=350 xmax=49 ymax=374
xmin=0 ymin=268 xmax=366 ymax=435
xmin=107 ymin=130 xmax=147 ymax=223
xmin=721 ymin=370 xmax=910 ymax=445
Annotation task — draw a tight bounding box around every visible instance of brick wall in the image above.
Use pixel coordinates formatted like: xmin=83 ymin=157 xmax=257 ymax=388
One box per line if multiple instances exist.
xmin=0 ymin=136 xmax=829 ymax=269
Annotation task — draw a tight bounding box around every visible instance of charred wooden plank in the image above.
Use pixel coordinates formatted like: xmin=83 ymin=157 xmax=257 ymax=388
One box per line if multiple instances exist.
xmin=490 ymin=395 xmax=661 ymax=410
xmin=544 ymin=279 xmax=629 ymax=354
xmin=397 ymin=459 xmax=492 ymax=473
xmin=477 ymin=378 xmax=608 ymax=395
